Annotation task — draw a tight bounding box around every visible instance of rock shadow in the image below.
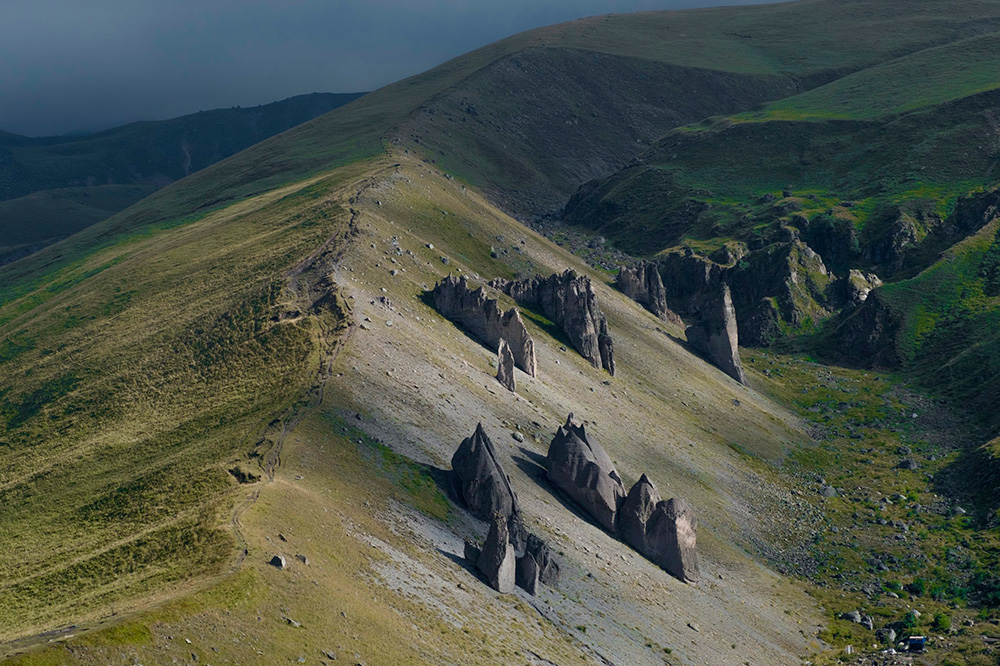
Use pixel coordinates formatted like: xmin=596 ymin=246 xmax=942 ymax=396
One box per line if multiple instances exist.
xmin=511 ymin=450 xmax=608 ymax=533
xmin=417 ymin=288 xmax=503 ymax=358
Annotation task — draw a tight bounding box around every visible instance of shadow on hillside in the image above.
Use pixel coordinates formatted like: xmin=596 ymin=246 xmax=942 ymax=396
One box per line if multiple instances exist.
xmin=416 ymin=289 xmax=502 ymax=358
xmin=932 ymin=444 xmax=1000 ymax=528
xmin=436 ymin=547 xmax=487 ymax=582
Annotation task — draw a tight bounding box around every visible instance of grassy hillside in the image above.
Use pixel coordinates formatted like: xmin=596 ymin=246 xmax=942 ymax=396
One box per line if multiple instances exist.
xmin=12 ymin=0 xmax=991 ymax=253
xmin=0 ymin=163 xmax=366 ymax=641
xmin=756 ymin=32 xmax=1000 ymax=120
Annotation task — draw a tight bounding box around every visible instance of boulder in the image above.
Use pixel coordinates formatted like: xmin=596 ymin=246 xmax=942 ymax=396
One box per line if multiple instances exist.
xmin=645 ymin=498 xmax=699 ymax=584
xmin=432 ymin=275 xmax=537 ymax=376
xmin=491 ymin=270 xmax=614 ymax=374
xmin=545 ymin=413 xmax=625 ymax=532
xmin=515 ymin=550 xmax=540 ymax=595
xmin=451 ymin=423 xmax=521 ymax=523
xmin=619 ymin=476 xmax=700 ymax=584
xmin=515 ymin=533 xmax=560 ymax=595
xmin=477 ymin=513 xmax=516 ymax=593
xmin=527 ymin=533 xmax=560 ymax=586
xmin=618 ymin=473 xmax=660 ymax=551
xmin=269 ymin=554 xmax=287 ymax=569
xmin=617 ymin=262 xmax=681 ymax=324
xmin=496 ymin=338 xmax=516 ymax=392
xmin=685 ymin=284 xmax=746 ymax=384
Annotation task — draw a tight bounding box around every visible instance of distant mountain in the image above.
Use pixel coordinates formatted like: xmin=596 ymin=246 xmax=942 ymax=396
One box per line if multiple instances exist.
xmin=0 ymin=92 xmax=365 ymax=262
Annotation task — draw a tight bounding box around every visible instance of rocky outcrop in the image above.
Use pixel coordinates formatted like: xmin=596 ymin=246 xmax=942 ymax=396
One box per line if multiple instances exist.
xmin=477 ymin=513 xmax=516 ymax=593
xmin=432 ymin=275 xmax=537 ymax=377
xmin=835 ymin=269 xmax=883 ymax=311
xmin=867 ymin=211 xmax=919 ymax=275
xmin=451 ymin=423 xmax=527 ymax=550
xmin=491 ymin=270 xmax=614 ymax=374
xmin=685 ymin=284 xmax=746 ymax=384
xmin=656 ymin=250 xmax=724 ymax=317
xmin=619 ymin=475 xmax=699 ymax=584
xmin=657 ymin=240 xmax=836 ymax=347
xmin=617 ymin=262 xmax=681 ymax=325
xmin=833 ymin=290 xmax=901 ymax=368
xmin=516 ymin=533 xmax=561 ymax=595
xmin=545 ymin=413 xmax=626 ymax=532
xmin=496 ymin=339 xmax=515 ymax=391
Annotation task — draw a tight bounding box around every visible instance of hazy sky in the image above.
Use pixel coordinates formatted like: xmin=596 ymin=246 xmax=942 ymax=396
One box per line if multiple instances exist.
xmin=2 ymin=0 xmax=776 ymax=136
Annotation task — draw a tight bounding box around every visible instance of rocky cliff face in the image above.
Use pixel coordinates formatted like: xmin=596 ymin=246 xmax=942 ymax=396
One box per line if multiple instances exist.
xmin=835 ymin=269 xmax=883 ymax=312
xmin=832 ymin=290 xmax=901 ymax=368
xmin=655 ymin=239 xmax=835 ymax=347
xmin=619 ymin=475 xmax=699 ymax=584
xmin=545 ymin=414 xmax=626 ymax=532
xmin=685 ymin=284 xmax=747 ymax=384
xmin=491 ymin=270 xmax=615 ymax=374
xmin=617 ymin=261 xmax=681 ymax=325
xmin=432 ymin=275 xmax=537 ymax=377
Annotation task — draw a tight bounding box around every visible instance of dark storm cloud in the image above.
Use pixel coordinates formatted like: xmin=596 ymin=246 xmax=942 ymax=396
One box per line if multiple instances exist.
xmin=1 ymin=0 xmax=778 ymax=137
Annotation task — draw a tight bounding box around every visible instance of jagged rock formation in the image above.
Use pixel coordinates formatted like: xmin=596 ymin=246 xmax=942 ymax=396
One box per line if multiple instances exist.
xmin=657 ymin=240 xmax=836 ymax=347
xmin=545 ymin=413 xmax=626 ymax=532
xmin=451 ymin=423 xmax=520 ymax=521
xmin=451 ymin=423 xmax=527 ymax=550
xmin=491 ymin=270 xmax=615 ymax=374
xmin=515 ymin=533 xmax=561 ymax=595
xmin=836 ymin=269 xmax=883 ymax=311
xmin=685 ymin=284 xmax=746 ymax=384
xmin=727 ymin=240 xmax=834 ymax=346
xmin=617 ymin=262 xmax=681 ymax=325
xmin=833 ymin=290 xmax=901 ymax=368
xmin=477 ymin=513 xmax=516 ymax=593
xmin=432 ymin=275 xmax=537 ymax=376
xmin=496 ymin=338 xmax=516 ymax=391
xmin=619 ymin=475 xmax=699 ymax=584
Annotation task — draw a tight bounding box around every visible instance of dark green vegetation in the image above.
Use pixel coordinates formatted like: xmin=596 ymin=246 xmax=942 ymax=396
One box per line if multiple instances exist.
xmin=751 ymin=351 xmax=1000 ymax=663
xmin=0 ymin=93 xmax=363 ymax=262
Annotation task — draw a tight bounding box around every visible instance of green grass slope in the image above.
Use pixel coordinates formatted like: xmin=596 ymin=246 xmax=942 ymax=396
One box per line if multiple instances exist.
xmin=0 ymin=163 xmax=365 ymax=641
xmin=830 ymin=218 xmax=1000 ymax=432
xmin=757 ymin=32 xmax=1000 ymax=120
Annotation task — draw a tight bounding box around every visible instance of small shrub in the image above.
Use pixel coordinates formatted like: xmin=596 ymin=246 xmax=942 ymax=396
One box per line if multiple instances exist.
xmin=907 ymin=578 xmax=927 ymax=596
xmin=933 ymin=613 xmax=951 ymax=631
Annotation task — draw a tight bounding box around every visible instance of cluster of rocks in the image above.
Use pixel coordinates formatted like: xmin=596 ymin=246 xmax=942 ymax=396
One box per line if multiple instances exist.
xmin=546 ymin=414 xmax=699 ymax=583
xmin=617 ymin=259 xmax=746 ymax=384
xmin=616 ymin=261 xmax=681 ymax=325
xmin=490 ymin=270 xmax=615 ymax=375
xmin=432 ymin=275 xmax=536 ymax=377
xmin=452 ymin=424 xmax=559 ymax=595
